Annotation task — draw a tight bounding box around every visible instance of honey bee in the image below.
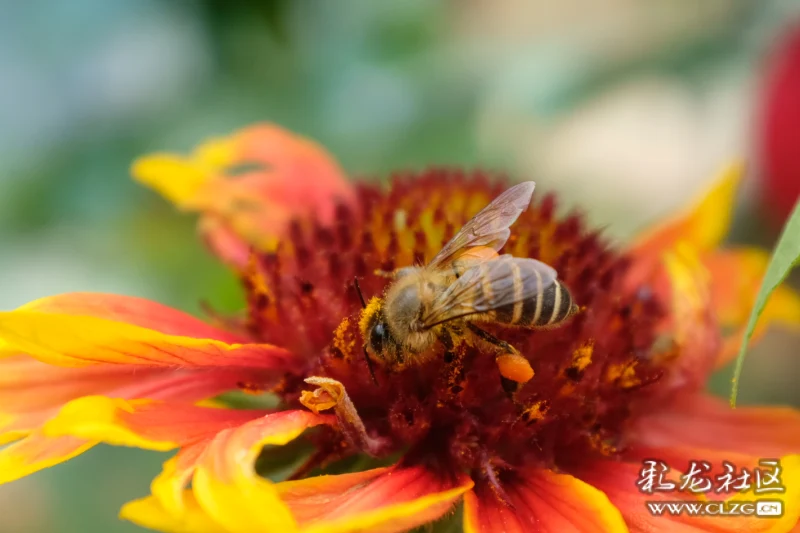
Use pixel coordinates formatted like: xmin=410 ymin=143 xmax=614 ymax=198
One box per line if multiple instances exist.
xmin=358 ymin=181 xmax=579 ymax=386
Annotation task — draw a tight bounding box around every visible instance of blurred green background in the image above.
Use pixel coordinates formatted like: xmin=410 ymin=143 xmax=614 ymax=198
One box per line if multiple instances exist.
xmin=1 ymin=1 xmax=799 ymax=531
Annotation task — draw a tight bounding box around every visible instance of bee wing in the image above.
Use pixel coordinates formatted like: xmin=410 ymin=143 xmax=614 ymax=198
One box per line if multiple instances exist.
xmin=420 ymin=255 xmax=558 ymax=328
xmin=427 ymin=181 xmax=535 ymax=269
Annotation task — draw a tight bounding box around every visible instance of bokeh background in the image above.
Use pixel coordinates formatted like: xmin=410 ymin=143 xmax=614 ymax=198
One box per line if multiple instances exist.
xmin=2 ymin=1 xmax=799 ymax=531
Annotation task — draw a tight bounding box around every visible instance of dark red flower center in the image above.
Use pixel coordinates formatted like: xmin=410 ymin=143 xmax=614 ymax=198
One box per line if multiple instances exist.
xmin=242 ymin=170 xmax=666 ymax=475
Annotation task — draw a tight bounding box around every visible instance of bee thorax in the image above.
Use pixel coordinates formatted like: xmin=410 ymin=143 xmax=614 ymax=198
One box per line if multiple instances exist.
xmin=404 ymin=330 xmax=438 ymax=354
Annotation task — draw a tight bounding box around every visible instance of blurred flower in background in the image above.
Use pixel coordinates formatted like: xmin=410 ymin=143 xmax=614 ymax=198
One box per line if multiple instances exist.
xmin=1 ymin=1 xmax=799 ymax=532
xmin=759 ymin=23 xmax=800 ymax=228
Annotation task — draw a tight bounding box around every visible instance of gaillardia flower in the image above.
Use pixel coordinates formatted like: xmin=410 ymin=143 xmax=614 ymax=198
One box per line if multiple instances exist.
xmin=1 ymin=124 xmax=799 ymax=533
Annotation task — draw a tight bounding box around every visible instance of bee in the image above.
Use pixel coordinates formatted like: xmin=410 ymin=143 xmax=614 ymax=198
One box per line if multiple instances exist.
xmin=358 ymin=181 xmax=579 ymax=386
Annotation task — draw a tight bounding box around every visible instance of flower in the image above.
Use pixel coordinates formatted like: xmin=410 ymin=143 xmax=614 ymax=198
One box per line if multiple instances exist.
xmin=131 ymin=123 xmax=356 ymax=265
xmin=1 ymin=124 xmax=800 ymax=533
xmin=759 ymin=23 xmax=800 ymax=227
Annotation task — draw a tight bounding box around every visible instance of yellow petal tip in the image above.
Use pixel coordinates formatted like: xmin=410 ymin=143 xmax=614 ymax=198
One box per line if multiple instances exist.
xmin=131 ymin=154 xmax=209 ymax=207
xmin=42 ymin=396 xmax=178 ymax=451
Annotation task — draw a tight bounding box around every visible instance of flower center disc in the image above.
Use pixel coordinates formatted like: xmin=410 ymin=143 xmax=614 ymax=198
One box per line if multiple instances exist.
xmin=242 ymin=171 xmax=665 ymax=472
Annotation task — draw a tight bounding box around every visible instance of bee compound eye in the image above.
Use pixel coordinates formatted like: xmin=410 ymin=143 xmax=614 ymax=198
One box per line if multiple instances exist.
xmin=370 ymin=322 xmax=388 ymax=353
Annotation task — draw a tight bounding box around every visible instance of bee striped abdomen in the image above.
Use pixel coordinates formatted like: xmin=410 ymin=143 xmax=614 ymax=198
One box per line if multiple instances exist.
xmin=495 ymin=262 xmax=576 ymax=327
xmin=529 ymin=280 xmax=575 ymax=326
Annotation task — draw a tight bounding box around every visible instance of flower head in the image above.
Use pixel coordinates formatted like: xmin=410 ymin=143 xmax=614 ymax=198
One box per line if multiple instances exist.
xmin=1 ymin=125 xmax=799 ymax=533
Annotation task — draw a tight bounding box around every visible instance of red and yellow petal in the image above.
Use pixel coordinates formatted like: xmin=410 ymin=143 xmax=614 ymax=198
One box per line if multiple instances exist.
xmin=0 ymin=357 xmax=208 ymax=444
xmin=152 ymin=439 xmax=215 ymax=516
xmin=228 ymin=123 xmax=355 ymax=229
xmin=132 ymin=135 xmax=237 ymax=207
xmin=631 ymin=393 xmax=800 ymax=458
xmin=653 ymin=247 xmax=720 ymax=392
xmin=0 ymin=433 xmax=95 ymax=484
xmin=0 ymin=308 xmax=295 ymax=369
xmin=0 ymin=293 xmax=247 ymax=348
xmin=703 ymin=248 xmax=800 ymax=367
xmin=275 ymin=465 xmax=472 ymax=533
xmin=121 ymin=490 xmax=227 ymax=533
xmin=0 ymin=355 xmax=160 ymax=442
xmin=0 ymin=411 xmax=50 ymax=445
xmin=464 ymin=468 xmax=627 ymax=533
xmin=133 ymin=123 xmax=355 ymax=252
xmin=36 ymin=396 xmax=269 ymax=517
xmin=0 ymin=355 xmax=161 ymax=411
xmin=0 ymin=354 xmax=263 ymax=483
xmin=0 ymin=355 xmax=264 ymax=440
xmin=627 ymin=163 xmax=800 ymax=368
xmin=130 ymin=409 xmax=470 ymax=533
xmin=704 ymin=249 xmax=800 ymax=327
xmin=199 ymin=216 xmax=253 ymax=271
xmin=631 ymin=162 xmax=743 ymax=260
xmin=599 ymin=394 xmax=800 ymax=531
xmin=625 ymin=162 xmax=740 ymax=305
xmin=126 ymin=465 xmax=472 ymax=533
xmin=576 ymin=455 xmax=800 ymax=533
xmin=191 ymin=410 xmax=334 ymax=532
xmin=40 ymin=396 xmax=269 ymax=451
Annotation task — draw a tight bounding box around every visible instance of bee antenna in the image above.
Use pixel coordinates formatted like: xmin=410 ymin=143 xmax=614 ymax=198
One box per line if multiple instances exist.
xmin=354 ymin=277 xmax=367 ymax=309
xmin=363 ymin=346 xmax=379 ymax=386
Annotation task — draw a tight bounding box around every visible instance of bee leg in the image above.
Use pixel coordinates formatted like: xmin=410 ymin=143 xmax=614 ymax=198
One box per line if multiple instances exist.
xmin=466 ymin=323 xmax=517 ymax=355
xmin=500 ymin=377 xmax=521 ymax=397
xmin=439 ymin=329 xmax=456 ymax=352
xmin=438 ymin=329 xmax=466 ymax=396
xmin=466 ymin=323 xmax=533 ymax=401
xmin=438 ymin=328 xmax=462 ymax=366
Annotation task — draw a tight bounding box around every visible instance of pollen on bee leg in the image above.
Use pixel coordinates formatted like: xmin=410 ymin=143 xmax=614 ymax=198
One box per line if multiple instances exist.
xmin=302 ymin=377 xmax=388 ymax=456
xmin=496 ymin=353 xmax=534 ymax=383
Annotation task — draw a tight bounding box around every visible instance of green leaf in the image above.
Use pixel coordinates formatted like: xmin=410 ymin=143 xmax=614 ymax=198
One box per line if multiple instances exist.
xmin=730 ymin=199 xmax=800 ymax=407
